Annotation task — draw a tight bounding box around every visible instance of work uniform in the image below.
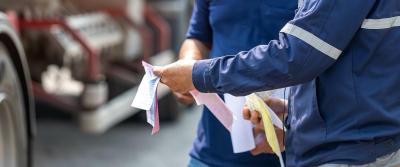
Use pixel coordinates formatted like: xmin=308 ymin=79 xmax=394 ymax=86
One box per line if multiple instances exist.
xmin=186 ymin=0 xmax=297 ymax=166
xmin=191 ymin=0 xmax=400 ymax=167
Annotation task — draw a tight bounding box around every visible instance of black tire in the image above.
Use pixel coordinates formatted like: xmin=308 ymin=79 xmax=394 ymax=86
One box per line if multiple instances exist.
xmin=0 ymin=42 xmax=29 ymax=167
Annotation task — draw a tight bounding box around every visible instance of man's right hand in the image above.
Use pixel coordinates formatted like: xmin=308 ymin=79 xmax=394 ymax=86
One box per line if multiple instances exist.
xmin=251 ymin=122 xmax=285 ymax=155
xmin=172 ymin=38 xmax=210 ymax=106
xmin=242 ymin=97 xmax=287 ymax=155
xmin=243 ymin=97 xmax=287 ymax=126
xmin=173 ymin=92 xmax=195 ymax=106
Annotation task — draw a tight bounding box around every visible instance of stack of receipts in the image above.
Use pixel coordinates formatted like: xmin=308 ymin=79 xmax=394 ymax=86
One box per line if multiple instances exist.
xmin=191 ymin=91 xmax=254 ymax=153
xmin=190 ymin=90 xmax=284 ymax=155
xmin=131 ymin=62 xmax=161 ymax=135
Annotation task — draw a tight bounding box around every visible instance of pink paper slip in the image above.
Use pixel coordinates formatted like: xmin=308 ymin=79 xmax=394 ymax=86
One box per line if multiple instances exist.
xmin=151 ymin=95 xmax=160 ymax=135
xmin=190 ymin=90 xmax=233 ymax=132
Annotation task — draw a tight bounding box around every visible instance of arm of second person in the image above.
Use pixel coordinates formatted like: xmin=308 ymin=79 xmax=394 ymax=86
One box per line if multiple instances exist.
xmin=174 ymin=39 xmax=210 ymax=105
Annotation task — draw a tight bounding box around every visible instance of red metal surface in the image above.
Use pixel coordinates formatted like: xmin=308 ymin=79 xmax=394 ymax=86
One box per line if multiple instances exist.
xmin=104 ymin=8 xmax=153 ymax=61
xmin=145 ymin=5 xmax=171 ymax=52
xmin=19 ymin=19 xmax=101 ymax=82
xmin=61 ymin=23 xmax=101 ymax=81
xmin=19 ymin=19 xmax=62 ymax=29
xmin=136 ymin=25 xmax=153 ymax=61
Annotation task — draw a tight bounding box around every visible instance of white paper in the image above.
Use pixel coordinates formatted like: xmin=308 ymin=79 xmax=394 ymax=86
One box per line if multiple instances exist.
xmin=131 ymin=62 xmax=161 ymax=134
xmin=131 ymin=63 xmax=160 ymax=111
xmin=224 ymin=94 xmax=256 ymax=153
xmin=146 ymin=96 xmax=157 ymax=125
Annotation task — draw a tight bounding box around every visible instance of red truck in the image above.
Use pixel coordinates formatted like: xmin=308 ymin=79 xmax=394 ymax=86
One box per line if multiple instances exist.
xmin=0 ymin=0 xmax=190 ymax=166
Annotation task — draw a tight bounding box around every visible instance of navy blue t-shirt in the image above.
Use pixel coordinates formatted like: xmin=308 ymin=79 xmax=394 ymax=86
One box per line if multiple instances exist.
xmin=186 ymin=0 xmax=297 ymax=166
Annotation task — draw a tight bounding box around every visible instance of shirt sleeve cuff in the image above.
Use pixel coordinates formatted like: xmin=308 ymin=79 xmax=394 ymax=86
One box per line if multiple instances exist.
xmin=192 ymin=59 xmax=216 ymax=93
xmin=186 ymin=35 xmax=211 ymax=45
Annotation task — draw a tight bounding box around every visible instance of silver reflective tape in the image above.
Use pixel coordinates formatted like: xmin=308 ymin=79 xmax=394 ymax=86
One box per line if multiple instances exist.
xmin=362 ymin=16 xmax=400 ymax=29
xmin=280 ymin=23 xmax=342 ymax=60
xmin=298 ymin=0 xmax=304 ymax=9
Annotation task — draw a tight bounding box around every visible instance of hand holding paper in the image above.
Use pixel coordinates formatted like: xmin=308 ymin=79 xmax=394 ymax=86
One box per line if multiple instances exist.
xmin=131 ymin=61 xmax=161 ymax=135
xmin=245 ymin=93 xmax=285 ymax=167
xmin=152 ymin=59 xmax=196 ymax=93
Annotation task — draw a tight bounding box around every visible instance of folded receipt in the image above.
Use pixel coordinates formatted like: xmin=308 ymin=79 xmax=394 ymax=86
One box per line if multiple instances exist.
xmin=246 ymin=93 xmax=285 ymax=167
xmin=131 ymin=61 xmax=160 ymax=135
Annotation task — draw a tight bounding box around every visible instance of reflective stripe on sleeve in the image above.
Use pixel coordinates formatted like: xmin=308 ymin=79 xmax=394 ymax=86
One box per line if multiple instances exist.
xmin=280 ymin=23 xmax=342 ymax=60
xmin=362 ymin=16 xmax=400 ymax=29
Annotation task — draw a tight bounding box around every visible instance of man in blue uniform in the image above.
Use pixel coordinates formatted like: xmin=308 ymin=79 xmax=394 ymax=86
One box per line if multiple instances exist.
xmin=154 ymin=0 xmax=400 ymax=166
xmin=172 ymin=0 xmax=296 ymax=166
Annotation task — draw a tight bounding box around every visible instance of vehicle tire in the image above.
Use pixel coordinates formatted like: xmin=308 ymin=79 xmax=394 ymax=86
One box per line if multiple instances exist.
xmin=0 ymin=42 xmax=29 ymax=167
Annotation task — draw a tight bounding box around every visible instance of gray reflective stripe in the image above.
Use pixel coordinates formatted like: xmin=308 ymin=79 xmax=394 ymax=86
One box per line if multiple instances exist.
xmin=362 ymin=16 xmax=400 ymax=29
xmin=280 ymin=23 xmax=342 ymax=60
xmin=298 ymin=0 xmax=304 ymax=9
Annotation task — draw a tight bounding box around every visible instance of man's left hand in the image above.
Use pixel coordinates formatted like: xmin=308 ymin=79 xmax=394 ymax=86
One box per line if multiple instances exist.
xmin=242 ymin=97 xmax=287 ymax=155
xmin=153 ymin=59 xmax=197 ymax=93
xmin=251 ymin=121 xmax=285 ymax=155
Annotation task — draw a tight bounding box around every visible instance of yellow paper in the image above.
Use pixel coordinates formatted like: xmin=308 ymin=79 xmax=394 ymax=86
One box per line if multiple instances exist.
xmin=246 ymin=93 xmax=285 ymax=167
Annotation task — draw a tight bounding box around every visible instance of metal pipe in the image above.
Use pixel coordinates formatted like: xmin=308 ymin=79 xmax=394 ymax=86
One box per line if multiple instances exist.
xmin=144 ymin=5 xmax=171 ymax=52
xmin=19 ymin=19 xmax=101 ymax=82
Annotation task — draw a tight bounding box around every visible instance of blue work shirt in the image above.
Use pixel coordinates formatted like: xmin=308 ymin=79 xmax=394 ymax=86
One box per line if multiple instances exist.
xmin=192 ymin=0 xmax=400 ymax=166
xmin=186 ymin=0 xmax=297 ymax=166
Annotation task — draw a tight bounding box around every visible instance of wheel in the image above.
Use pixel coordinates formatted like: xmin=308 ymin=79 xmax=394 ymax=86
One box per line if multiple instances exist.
xmin=0 ymin=42 xmax=28 ymax=167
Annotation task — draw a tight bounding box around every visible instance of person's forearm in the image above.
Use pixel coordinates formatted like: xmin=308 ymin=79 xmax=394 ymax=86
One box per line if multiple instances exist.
xmin=179 ymin=39 xmax=210 ymax=60
xmin=191 ymin=1 xmax=375 ymax=96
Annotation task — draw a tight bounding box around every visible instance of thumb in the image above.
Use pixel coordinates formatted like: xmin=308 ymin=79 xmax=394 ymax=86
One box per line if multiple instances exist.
xmin=152 ymin=66 xmax=163 ymax=77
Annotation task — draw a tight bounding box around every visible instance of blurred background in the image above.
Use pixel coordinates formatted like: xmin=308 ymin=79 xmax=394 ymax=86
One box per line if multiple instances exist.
xmin=0 ymin=0 xmax=199 ymax=166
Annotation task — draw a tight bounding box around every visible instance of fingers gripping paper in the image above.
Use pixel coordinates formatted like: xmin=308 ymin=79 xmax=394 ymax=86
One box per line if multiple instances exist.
xmin=246 ymin=93 xmax=285 ymax=167
xmin=255 ymin=92 xmax=285 ymax=130
xmin=131 ymin=61 xmax=160 ymax=135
